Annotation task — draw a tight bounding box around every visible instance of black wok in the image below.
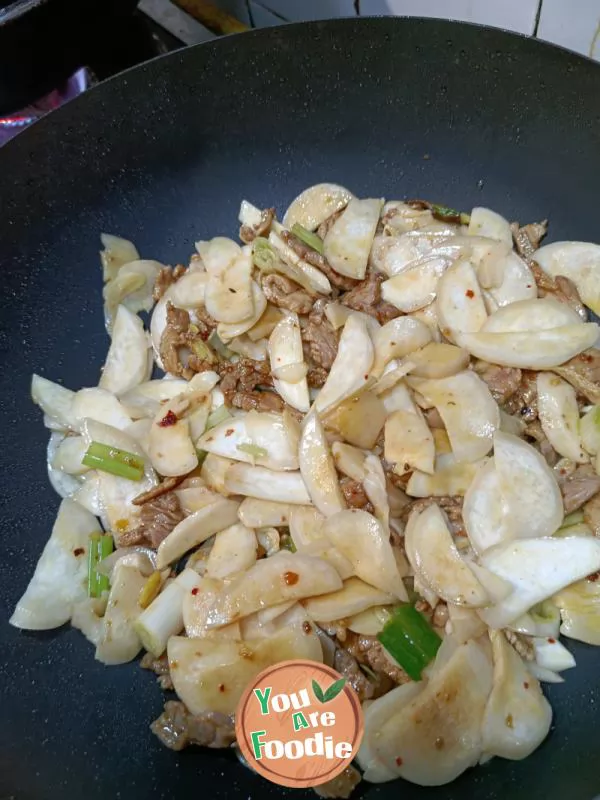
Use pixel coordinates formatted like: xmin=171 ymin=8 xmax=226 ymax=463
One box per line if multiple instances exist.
xmin=1 ymin=17 xmax=600 ymax=800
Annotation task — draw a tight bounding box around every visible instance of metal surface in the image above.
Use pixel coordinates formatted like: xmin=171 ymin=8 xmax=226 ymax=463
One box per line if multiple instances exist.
xmin=1 ymin=17 xmax=600 ymax=800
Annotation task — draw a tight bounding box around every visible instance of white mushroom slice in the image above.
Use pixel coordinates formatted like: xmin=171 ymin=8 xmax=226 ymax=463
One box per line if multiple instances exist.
xmin=176 ymin=485 xmax=220 ymax=515
xmin=479 ymin=536 xmax=600 ymax=629
xmin=408 ymin=342 xmax=470 ymax=379
xmin=283 ymin=183 xmax=354 ymax=230
xmin=156 ymin=497 xmax=240 ymax=569
xmin=537 ymin=373 xmax=587 ymax=463
xmin=331 ymin=441 xmax=367 ymax=482
xmin=482 ymin=298 xmax=582 ymax=334
xmin=227 ymin=334 xmax=267 ymax=361
xmin=238 ymin=199 xmax=263 ymax=228
xmin=195 ymin=236 xmax=241 ymax=276
xmin=182 ymin=575 xmax=239 ymax=639
xmin=288 ymin=506 xmax=354 ymax=579
xmin=201 ymin=454 xmax=236 ymax=496
xmin=168 ymin=623 xmax=322 ymax=716
xmin=436 ymin=260 xmax=488 ymax=339
xmin=481 ymin=631 xmax=552 ymax=760
xmin=323 ymin=197 xmax=383 ymax=279
xmin=315 ymin=315 xmax=374 ymax=412
xmin=100 ymin=233 xmax=140 ymax=281
xmin=407 ymin=452 xmax=486 ymax=497
xmin=457 ymin=324 xmax=599 ymax=369
xmin=46 ymin=433 xmax=82 ymax=499
xmin=120 ymin=379 xmax=189 ymax=419
xmin=167 ymin=270 xmax=208 ymax=309
xmin=9 ymin=499 xmax=101 ymax=631
xmin=324 ymin=301 xmax=381 ymax=338
xmin=31 ymin=374 xmax=76 ymax=430
xmin=303 ymin=578 xmax=394 ymax=622
xmin=204 ymin=251 xmax=254 ymax=324
xmin=52 ymin=435 xmax=90 ymax=476
xmin=323 ymin=389 xmax=387 ymax=449
xmin=384 ymin=383 xmax=435 ymax=476
xmin=95 ymin=562 xmax=146 ymax=665
xmin=224 ymin=463 xmax=312 ymax=505
xmin=370 ymin=640 xmax=493 ymax=786
xmin=468 ymin=207 xmax=512 ymax=247
xmin=363 ymin=454 xmax=390 ymax=529
xmin=206 ymin=551 xmax=343 ymax=627
xmin=374 ymin=230 xmax=462 ymax=278
xmin=268 ymin=312 xmax=310 ymax=412
xmin=408 ymin=302 xmax=442 ymax=342
xmin=485 ymin=252 xmax=537 ymax=308
xmin=72 ymin=473 xmax=103 ymax=517
xmin=237 ymin=498 xmax=295 ymax=528
xmin=197 ymin=411 xmax=299 ymax=471
xmin=247 ymin=304 xmax=284 ymax=342
xmin=380 ymin=256 xmax=452 ymax=313
xmin=346 ymin=605 xmax=391 ymax=636
xmin=494 ymin=431 xmax=563 ymax=539
xmin=148 ymin=403 xmax=197 ymax=478
xmin=217 ymin=281 xmax=267 ymax=342
xmin=99 ymin=306 xmax=151 ymax=397
xmin=149 ymin=294 xmax=169 ymax=370
xmin=299 ymin=410 xmax=346 ymax=517
xmin=463 ymin=459 xmax=512 ymax=554
xmin=272 ymin=362 xmax=308 ymax=382
xmin=103 ymin=260 xmax=162 ymax=330
xmin=405 ymin=504 xmax=488 ymax=606
xmin=554 ymin=579 xmax=600 ymax=646
xmin=268 ymin=231 xmax=333 ymax=295
xmin=205 ymin=523 xmax=257 ymax=579
xmin=322 ymin=510 xmax=406 ymax=599
xmin=410 ymin=371 xmax=499 ymax=462
xmin=532 ymin=637 xmax=575 ymax=673
xmin=535 ymin=241 xmax=600 ymax=315
xmin=372 ymin=317 xmax=432 ymax=377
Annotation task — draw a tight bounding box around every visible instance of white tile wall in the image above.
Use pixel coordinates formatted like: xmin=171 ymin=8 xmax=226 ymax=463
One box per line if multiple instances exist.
xmin=249 ymin=1 xmax=286 ymax=27
xmin=251 ymin=0 xmax=356 ymax=23
xmin=537 ymin=0 xmax=600 ymax=60
xmin=358 ymin=0 xmax=540 ymax=35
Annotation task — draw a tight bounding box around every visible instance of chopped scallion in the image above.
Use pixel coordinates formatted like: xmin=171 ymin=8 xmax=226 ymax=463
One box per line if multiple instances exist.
xmin=429 ymin=203 xmax=463 ymax=224
xmin=88 ymin=533 xmax=114 ymax=598
xmin=252 ymin=237 xmax=278 ymax=272
xmin=206 ymin=405 xmax=231 ymax=429
xmin=82 ymin=441 xmax=145 ymax=481
xmin=237 ymin=442 xmax=268 ymax=459
xmin=280 ymin=533 xmax=297 ymax=553
xmin=377 ymin=604 xmax=442 ymax=681
xmin=196 ymin=448 xmax=208 ymax=467
xmin=291 ymin=223 xmax=325 ymax=255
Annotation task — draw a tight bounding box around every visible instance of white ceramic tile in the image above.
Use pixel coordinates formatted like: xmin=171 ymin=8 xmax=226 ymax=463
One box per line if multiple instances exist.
xmin=537 ymin=0 xmax=600 ymax=60
xmin=359 ymin=0 xmax=540 ymax=35
xmin=249 ymin=1 xmax=286 ymax=26
xmin=253 ymin=0 xmax=356 ymax=22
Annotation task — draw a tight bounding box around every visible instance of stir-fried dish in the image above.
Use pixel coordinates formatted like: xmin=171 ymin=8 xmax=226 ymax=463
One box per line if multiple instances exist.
xmin=12 ymin=184 xmax=600 ymax=797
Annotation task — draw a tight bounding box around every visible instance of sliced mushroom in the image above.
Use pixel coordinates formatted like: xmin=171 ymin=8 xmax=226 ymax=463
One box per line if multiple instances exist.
xmin=323 ymin=197 xmax=383 ymax=279
xmin=535 ymin=240 xmax=600 ymax=316
xmin=268 ymin=312 xmax=310 ymax=412
xmin=468 ymin=207 xmax=512 ymax=247
xmin=371 ymin=317 xmax=432 ymax=377
xmin=224 ymin=463 xmax=312 ymax=505
xmin=384 ymin=382 xmax=435 ymax=476
xmin=303 ymin=577 xmax=394 ymax=622
xmin=537 ymin=373 xmax=587 ymax=463
xmin=315 ymin=315 xmax=374 ymax=412
xmin=205 ymin=523 xmax=257 ymax=579
xmin=436 ymin=259 xmax=488 ymax=340
xmin=283 ymin=183 xmax=354 ymax=231
xmin=481 ymin=297 xmax=582 ymax=333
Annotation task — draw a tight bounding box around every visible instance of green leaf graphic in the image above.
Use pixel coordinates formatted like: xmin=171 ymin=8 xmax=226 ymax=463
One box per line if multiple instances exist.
xmin=312 ymin=679 xmax=325 ymax=703
xmin=323 ymin=677 xmax=346 ymax=702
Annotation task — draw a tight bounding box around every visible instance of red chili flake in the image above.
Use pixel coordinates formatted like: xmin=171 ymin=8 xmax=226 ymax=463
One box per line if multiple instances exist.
xmin=225 ymin=428 xmax=235 ymax=437
xmin=283 ymin=571 xmax=299 ymax=586
xmin=218 ymin=683 xmax=226 ymax=692
xmin=302 ymin=621 xmax=313 ymax=634
xmin=580 ymin=353 xmax=594 ymax=363
xmin=73 ymin=547 xmax=85 ymax=556
xmin=364 ymin=374 xmax=369 ymax=380
xmin=395 ymin=756 xmax=403 ymax=766
xmin=191 ymin=587 xmax=200 ymax=596
xmin=547 ymin=637 xmax=556 ymax=644
xmin=465 ymin=289 xmax=475 ymax=298
xmin=523 ymin=682 xmax=530 ymax=689
xmin=588 ymin=571 xmax=600 ymax=582
xmin=169 ymin=660 xmax=179 ymax=670
xmin=526 ymin=284 xmax=532 ymax=288
xmin=158 ymin=409 xmax=177 ymax=427
xmin=199 ymin=329 xmax=210 ymax=341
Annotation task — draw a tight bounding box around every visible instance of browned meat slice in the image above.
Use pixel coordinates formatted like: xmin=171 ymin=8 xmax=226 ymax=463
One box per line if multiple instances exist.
xmin=218 ymin=358 xmax=284 ymax=412
xmin=302 ymin=299 xmax=339 ymax=370
xmin=307 ymin=364 xmax=328 ymax=388
xmin=140 ymin=651 xmax=174 ymax=690
xmin=432 ymin=601 xmax=449 ymax=629
xmin=119 ymin=491 xmax=185 ymax=549
xmin=400 ymin=496 xmax=464 ymax=536
xmin=151 ymin=701 xmax=235 ymax=751
xmin=261 ymin=273 xmax=314 ymax=315
xmin=524 ymin=420 xmax=559 ymax=467
xmin=503 ymin=370 xmax=538 ymax=422
xmin=584 ymin=493 xmax=600 ymax=536
xmin=333 ymin=643 xmax=392 ymax=702
xmin=344 ymin=631 xmax=411 ymax=686
xmin=340 ymin=270 xmax=400 ymax=324
xmin=553 ymin=349 xmax=600 ymax=404
xmin=530 ymin=262 xmax=587 ymax=320
xmin=239 ymin=207 xmax=275 ymax=244
xmin=474 ymin=361 xmax=522 ymax=405
xmin=280 ymin=229 xmax=358 ymax=291
xmin=313 ymin=765 xmax=361 ymax=799
xmin=153 ymin=264 xmax=186 ymax=302
xmin=132 ymin=476 xmax=184 ymax=505
xmin=511 ymin=220 xmax=548 ymax=260
xmin=557 ymin=464 xmax=600 ymax=514
xmin=159 ymin=302 xmax=218 ymax=379
xmin=316 ymin=208 xmax=344 ymax=240
xmin=340 ymin=477 xmax=373 ymax=512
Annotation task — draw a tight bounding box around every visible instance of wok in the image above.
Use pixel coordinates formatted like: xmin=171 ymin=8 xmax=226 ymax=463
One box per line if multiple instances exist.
xmin=1 ymin=16 xmax=600 ymax=800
